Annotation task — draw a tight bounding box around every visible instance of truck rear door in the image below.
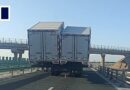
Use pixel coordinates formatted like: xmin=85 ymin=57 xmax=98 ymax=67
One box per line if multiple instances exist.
xmin=28 ymin=31 xmax=42 ymax=62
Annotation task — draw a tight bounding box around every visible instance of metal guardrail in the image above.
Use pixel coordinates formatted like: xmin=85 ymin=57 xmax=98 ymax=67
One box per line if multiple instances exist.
xmin=125 ymin=72 xmax=130 ymax=84
xmin=91 ymin=44 xmax=130 ymax=52
xmin=97 ymin=66 xmax=130 ymax=85
xmin=0 ymin=67 xmax=42 ymax=79
xmin=0 ymin=38 xmax=28 ymax=44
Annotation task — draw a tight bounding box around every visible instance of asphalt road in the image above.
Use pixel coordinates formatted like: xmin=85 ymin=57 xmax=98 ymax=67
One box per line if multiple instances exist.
xmin=0 ymin=69 xmax=116 ymax=90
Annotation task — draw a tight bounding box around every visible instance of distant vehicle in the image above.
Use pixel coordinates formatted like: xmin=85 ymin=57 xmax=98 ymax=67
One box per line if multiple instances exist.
xmin=28 ymin=22 xmax=91 ymax=76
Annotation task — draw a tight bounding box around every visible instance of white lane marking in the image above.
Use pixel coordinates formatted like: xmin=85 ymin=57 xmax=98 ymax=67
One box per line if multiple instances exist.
xmin=48 ymin=87 xmax=54 ymax=90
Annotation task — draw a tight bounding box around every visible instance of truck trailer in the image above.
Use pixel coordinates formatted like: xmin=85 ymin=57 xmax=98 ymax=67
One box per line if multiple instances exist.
xmin=28 ymin=22 xmax=91 ymax=76
xmin=51 ymin=26 xmax=91 ymax=76
xmin=28 ymin=22 xmax=64 ymax=68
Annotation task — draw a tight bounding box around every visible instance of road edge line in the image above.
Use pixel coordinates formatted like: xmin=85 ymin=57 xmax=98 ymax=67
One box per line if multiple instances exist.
xmin=91 ymin=68 xmax=120 ymax=90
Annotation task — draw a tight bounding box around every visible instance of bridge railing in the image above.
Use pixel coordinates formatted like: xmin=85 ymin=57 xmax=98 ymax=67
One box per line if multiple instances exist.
xmin=91 ymin=44 xmax=130 ymax=52
xmin=0 ymin=38 xmax=28 ymax=44
xmin=98 ymin=66 xmax=130 ymax=85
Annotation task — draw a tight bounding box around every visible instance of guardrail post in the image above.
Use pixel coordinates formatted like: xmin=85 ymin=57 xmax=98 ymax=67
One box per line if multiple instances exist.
xmin=110 ymin=69 xmax=113 ymax=80
xmin=115 ymin=70 xmax=118 ymax=80
xmin=11 ymin=69 xmax=13 ymax=76
xmin=122 ymin=70 xmax=126 ymax=82
xmin=101 ymin=54 xmax=105 ymax=72
xmin=23 ymin=68 xmax=24 ymax=74
xmin=104 ymin=67 xmax=106 ymax=76
xmin=98 ymin=66 xmax=101 ymax=72
xmin=105 ymin=67 xmax=108 ymax=76
xmin=100 ymin=66 xmax=102 ymax=72
xmin=106 ymin=67 xmax=110 ymax=77
xmin=98 ymin=66 xmax=100 ymax=71
xmin=31 ymin=67 xmax=32 ymax=73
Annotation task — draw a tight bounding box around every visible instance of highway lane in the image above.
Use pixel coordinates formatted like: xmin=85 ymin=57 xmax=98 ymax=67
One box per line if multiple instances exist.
xmin=0 ymin=68 xmax=116 ymax=90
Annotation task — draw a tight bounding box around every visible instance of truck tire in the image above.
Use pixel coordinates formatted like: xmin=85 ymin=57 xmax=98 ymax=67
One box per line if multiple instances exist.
xmin=51 ymin=64 xmax=61 ymax=76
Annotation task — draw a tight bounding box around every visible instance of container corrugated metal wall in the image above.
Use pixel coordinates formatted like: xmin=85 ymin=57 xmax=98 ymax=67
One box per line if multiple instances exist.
xmin=28 ymin=22 xmax=64 ymax=64
xmin=61 ymin=26 xmax=91 ymax=63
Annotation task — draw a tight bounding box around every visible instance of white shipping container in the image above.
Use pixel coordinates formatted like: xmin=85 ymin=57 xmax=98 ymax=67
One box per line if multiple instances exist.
xmin=61 ymin=26 xmax=91 ymax=62
xmin=28 ymin=22 xmax=64 ymax=63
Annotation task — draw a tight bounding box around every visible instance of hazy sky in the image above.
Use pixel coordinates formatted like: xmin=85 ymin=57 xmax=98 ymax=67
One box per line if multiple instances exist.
xmin=0 ymin=0 xmax=129 ymax=61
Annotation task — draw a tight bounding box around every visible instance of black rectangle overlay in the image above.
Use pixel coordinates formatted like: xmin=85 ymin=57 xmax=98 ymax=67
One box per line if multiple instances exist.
xmin=1 ymin=7 xmax=9 ymax=19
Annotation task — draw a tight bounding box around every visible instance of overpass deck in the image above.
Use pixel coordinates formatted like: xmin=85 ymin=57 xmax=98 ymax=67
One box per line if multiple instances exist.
xmin=90 ymin=45 xmax=130 ymax=55
xmin=0 ymin=38 xmax=28 ymax=50
xmin=0 ymin=38 xmax=130 ymax=56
